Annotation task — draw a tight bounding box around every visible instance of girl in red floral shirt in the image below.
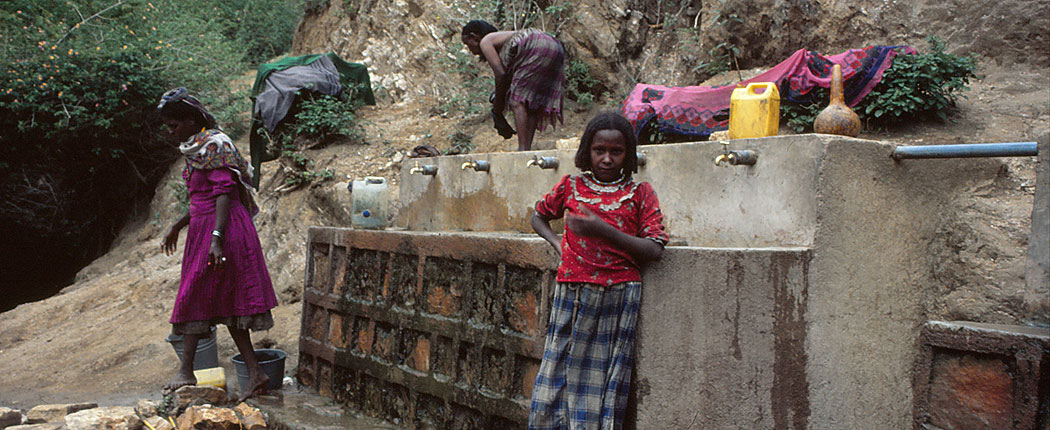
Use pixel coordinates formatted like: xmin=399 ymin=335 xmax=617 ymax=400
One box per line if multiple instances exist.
xmin=529 ymin=112 xmax=668 ymax=429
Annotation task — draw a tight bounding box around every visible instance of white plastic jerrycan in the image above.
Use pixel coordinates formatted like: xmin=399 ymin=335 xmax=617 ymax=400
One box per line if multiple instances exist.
xmin=350 ymin=176 xmax=389 ymax=229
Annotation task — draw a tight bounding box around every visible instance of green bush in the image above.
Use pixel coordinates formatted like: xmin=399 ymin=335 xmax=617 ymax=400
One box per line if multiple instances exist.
xmin=294 ymin=92 xmax=366 ymax=143
xmin=860 ymin=37 xmax=977 ymax=123
xmin=782 ymin=37 xmax=978 ymax=132
xmin=565 ymin=58 xmax=598 ymax=108
xmin=0 ymin=0 xmax=301 ymax=301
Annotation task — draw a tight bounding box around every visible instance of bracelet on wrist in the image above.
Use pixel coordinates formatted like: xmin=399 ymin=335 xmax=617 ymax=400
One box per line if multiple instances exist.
xmin=211 ymin=229 xmax=224 ymax=240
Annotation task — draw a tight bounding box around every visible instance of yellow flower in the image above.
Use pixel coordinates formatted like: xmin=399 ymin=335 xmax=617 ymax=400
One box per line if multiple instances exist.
xmin=68 ymin=49 xmax=73 ymax=55
xmin=57 ymin=91 xmax=62 ymax=97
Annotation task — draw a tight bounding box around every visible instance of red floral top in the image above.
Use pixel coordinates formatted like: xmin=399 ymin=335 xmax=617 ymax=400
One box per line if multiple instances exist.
xmin=535 ymin=174 xmax=669 ymax=286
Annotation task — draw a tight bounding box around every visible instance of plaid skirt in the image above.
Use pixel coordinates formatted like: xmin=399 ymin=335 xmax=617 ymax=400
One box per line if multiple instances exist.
xmin=528 ymin=282 xmax=641 ymax=430
xmin=500 ymin=29 xmax=566 ymax=132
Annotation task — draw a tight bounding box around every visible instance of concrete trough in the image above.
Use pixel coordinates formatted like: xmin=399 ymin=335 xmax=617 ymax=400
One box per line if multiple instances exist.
xmin=299 ymin=135 xmax=1046 ymax=429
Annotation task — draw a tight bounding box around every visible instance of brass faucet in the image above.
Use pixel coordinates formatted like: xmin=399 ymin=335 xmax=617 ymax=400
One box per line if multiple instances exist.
xmin=460 ymin=159 xmax=490 ymax=172
xmin=526 ymin=155 xmax=559 ymax=169
xmin=714 ymin=142 xmax=758 ymax=167
xmin=714 ymin=142 xmax=732 ymax=166
xmin=410 ymin=162 xmax=438 ymax=176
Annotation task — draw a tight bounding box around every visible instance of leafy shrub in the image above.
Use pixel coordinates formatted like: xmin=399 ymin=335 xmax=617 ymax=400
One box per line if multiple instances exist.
xmin=565 ymin=59 xmax=599 ymax=108
xmin=860 ymin=37 xmax=977 ymax=123
xmin=234 ymin=0 xmax=303 ymax=66
xmin=0 ymin=0 xmax=301 ymax=306
xmin=782 ymin=37 xmax=978 ymax=132
xmin=445 ymin=131 xmax=475 ymax=155
xmin=294 ymin=92 xmax=366 ymax=143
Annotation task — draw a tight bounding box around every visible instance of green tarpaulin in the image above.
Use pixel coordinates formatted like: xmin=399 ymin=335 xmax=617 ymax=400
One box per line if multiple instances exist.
xmin=249 ymin=52 xmax=375 ymax=188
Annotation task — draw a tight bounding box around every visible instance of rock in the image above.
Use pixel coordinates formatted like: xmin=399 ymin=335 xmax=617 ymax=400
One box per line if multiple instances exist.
xmin=7 ymin=424 xmax=63 ymax=430
xmin=232 ymin=403 xmax=266 ymax=430
xmin=25 ymin=403 xmax=96 ymax=424
xmin=174 ymin=386 xmax=227 ymax=409
xmin=144 ymin=416 xmax=173 ymax=430
xmin=555 ymin=138 xmax=578 ymax=150
xmin=391 ymin=151 xmax=405 ymax=164
xmin=709 ymin=130 xmax=730 ymax=141
xmin=0 ymin=407 xmax=23 ymax=428
xmin=134 ymin=400 xmax=158 ymax=419
xmin=64 ymin=406 xmax=141 ymax=430
xmin=176 ymin=405 xmax=239 ymax=430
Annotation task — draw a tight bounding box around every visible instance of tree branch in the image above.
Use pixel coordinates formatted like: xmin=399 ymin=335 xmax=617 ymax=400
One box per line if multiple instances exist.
xmin=52 ymin=0 xmax=126 ymax=47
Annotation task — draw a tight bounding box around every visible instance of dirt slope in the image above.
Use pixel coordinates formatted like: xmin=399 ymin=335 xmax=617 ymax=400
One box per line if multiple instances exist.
xmin=1 ymin=0 xmax=1047 ymax=410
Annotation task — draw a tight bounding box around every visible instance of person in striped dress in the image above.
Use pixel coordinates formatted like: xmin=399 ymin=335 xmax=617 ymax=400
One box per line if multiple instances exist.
xmin=461 ymin=19 xmax=566 ymax=151
xmin=529 ymin=112 xmax=669 ymax=429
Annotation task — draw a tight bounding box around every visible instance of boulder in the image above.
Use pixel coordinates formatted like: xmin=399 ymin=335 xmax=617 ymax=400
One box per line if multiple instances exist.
xmin=144 ymin=416 xmax=174 ymax=430
xmin=174 ymin=386 xmax=227 ymax=410
xmin=176 ymin=406 xmax=238 ymax=430
xmin=134 ymin=400 xmax=157 ymax=419
xmin=7 ymin=424 xmax=64 ymax=430
xmin=64 ymin=406 xmax=141 ymax=430
xmin=25 ymin=403 xmax=96 ymax=424
xmin=0 ymin=407 xmax=23 ymax=428
xmin=232 ymin=403 xmax=266 ymax=430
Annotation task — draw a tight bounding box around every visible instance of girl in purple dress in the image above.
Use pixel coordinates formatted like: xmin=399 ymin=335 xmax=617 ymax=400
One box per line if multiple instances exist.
xmin=157 ymin=88 xmax=278 ymax=401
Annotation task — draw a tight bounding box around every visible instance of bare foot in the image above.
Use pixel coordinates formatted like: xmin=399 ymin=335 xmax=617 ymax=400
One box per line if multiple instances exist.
xmin=164 ymin=369 xmax=196 ymax=392
xmin=237 ymin=374 xmax=269 ymax=402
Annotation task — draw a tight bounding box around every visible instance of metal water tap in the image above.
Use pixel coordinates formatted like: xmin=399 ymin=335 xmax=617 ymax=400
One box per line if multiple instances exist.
xmin=714 ymin=142 xmax=758 ymax=167
xmin=636 ymin=151 xmax=647 ymax=168
xmin=714 ymin=142 xmax=733 ymax=166
xmin=460 ymin=159 xmax=490 ymax=172
xmin=410 ymin=162 xmax=438 ymax=176
xmin=526 ymin=155 xmax=559 ymax=169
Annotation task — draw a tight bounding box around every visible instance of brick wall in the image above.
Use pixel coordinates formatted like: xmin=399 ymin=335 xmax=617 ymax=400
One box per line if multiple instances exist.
xmin=298 ymin=228 xmax=558 ymax=428
xmin=913 ymin=321 xmax=1050 ymax=430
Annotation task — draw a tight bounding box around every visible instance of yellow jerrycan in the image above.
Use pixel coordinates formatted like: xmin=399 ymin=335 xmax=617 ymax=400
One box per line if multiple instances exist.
xmin=728 ymin=82 xmax=780 ymax=139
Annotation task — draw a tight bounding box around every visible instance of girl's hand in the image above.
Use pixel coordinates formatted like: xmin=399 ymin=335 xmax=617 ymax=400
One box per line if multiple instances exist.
xmin=208 ymin=238 xmax=226 ymax=269
xmin=162 ymin=226 xmax=180 ymax=256
xmin=566 ymin=207 xmax=610 ymax=238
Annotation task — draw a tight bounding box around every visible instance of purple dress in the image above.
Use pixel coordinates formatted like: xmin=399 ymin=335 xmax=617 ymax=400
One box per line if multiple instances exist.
xmin=170 ymin=168 xmax=277 ymax=332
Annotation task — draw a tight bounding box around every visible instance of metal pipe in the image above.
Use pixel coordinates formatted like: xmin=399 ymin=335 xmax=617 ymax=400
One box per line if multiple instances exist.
xmin=526 ymin=156 xmax=559 ymax=169
xmin=727 ymin=150 xmax=758 ymax=166
xmin=410 ymin=163 xmax=438 ymax=176
xmin=891 ymin=142 xmax=1037 ymax=160
xmin=461 ymin=159 xmax=490 ymax=172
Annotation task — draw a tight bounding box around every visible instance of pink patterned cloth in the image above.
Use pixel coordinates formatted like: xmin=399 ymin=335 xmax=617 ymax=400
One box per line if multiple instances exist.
xmin=621 ymin=46 xmax=916 ymax=137
xmin=170 ymin=168 xmax=277 ymax=324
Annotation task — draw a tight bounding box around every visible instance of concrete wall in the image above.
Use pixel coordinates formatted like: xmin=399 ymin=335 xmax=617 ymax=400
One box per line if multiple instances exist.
xmin=632 ymin=247 xmax=811 ymax=429
xmin=1025 ymin=132 xmax=1049 ymax=322
xmin=398 ymin=136 xmax=822 ymax=248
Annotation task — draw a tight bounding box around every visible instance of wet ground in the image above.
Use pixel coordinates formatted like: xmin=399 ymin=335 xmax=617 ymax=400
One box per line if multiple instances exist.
xmin=250 ymin=388 xmax=401 ymax=430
